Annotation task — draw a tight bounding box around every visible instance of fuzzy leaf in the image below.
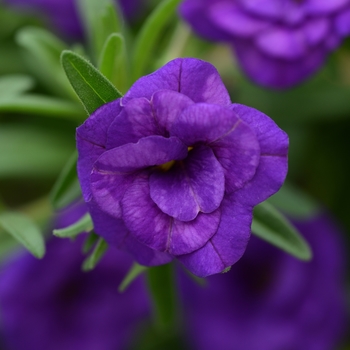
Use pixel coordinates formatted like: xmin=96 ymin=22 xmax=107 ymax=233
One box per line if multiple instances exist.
xmin=82 ymin=238 xmax=108 ymax=271
xmin=61 ymin=50 xmax=122 ymax=115
xmin=118 ymin=262 xmax=148 ymax=292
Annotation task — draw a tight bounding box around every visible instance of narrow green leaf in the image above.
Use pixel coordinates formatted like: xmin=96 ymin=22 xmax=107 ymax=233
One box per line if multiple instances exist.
xmin=0 ymin=94 xmax=84 ymax=119
xmin=99 ymin=33 xmax=129 ymax=92
xmin=267 ymin=182 xmax=320 ymax=219
xmin=82 ymin=238 xmax=108 ymax=271
xmin=0 ymin=211 xmax=45 ymax=258
xmin=50 ymin=151 xmax=82 ymax=210
xmin=82 ymin=232 xmax=99 ymax=253
xmin=77 ymin=0 xmax=122 ymax=61
xmin=61 ymin=50 xmax=122 ymax=115
xmin=252 ymin=202 xmax=312 ymax=261
xmin=118 ymin=262 xmax=148 ymax=292
xmin=132 ymin=0 xmax=181 ymax=80
xmin=16 ymin=27 xmax=74 ymax=99
xmin=53 ymin=212 xmax=93 ymax=238
xmin=146 ymin=263 xmax=178 ymax=331
xmin=0 ymin=75 xmax=34 ymax=98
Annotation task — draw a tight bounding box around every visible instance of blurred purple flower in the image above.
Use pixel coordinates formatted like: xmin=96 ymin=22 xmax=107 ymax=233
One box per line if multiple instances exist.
xmin=180 ymin=0 xmax=350 ymax=89
xmin=0 ymin=203 xmax=149 ymax=350
xmin=76 ymin=57 xmax=288 ymax=277
xmin=182 ymin=213 xmax=348 ymax=350
xmin=4 ymin=0 xmax=140 ymax=38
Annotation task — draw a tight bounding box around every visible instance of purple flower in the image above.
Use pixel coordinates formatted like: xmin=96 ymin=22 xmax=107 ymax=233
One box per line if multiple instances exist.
xmin=0 ymin=203 xmax=149 ymax=350
xmin=181 ymin=213 xmax=348 ymax=350
xmin=4 ymin=0 xmax=140 ymax=38
xmin=180 ymin=0 xmax=350 ymax=89
xmin=77 ymin=58 xmax=288 ymax=277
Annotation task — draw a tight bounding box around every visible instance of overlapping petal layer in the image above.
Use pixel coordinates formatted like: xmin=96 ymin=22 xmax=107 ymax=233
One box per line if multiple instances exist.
xmin=77 ymin=58 xmax=288 ymax=276
xmin=180 ymin=0 xmax=350 ymax=88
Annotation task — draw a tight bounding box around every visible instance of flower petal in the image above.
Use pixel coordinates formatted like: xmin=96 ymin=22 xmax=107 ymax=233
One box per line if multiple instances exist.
xmin=232 ymin=38 xmax=326 ymax=88
xmin=231 ymin=104 xmax=288 ymax=155
xmin=122 ymin=58 xmax=231 ymax=106
xmin=235 ymin=155 xmax=288 ymax=206
xmin=106 ymin=97 xmax=158 ymax=149
xmin=230 ymin=104 xmax=288 ymax=205
xmin=151 ymin=90 xmax=194 ymax=134
xmin=178 ymin=195 xmax=252 ymax=277
xmin=76 ymin=99 xmax=122 ymax=201
xmin=256 ymin=26 xmax=307 ymax=59
xmin=88 ymin=199 xmax=173 ymax=266
xmin=209 ymin=2 xmax=269 ymax=37
xmin=91 ymin=136 xmax=187 ymax=217
xmin=122 ymin=176 xmax=221 ymax=255
xmin=170 ymin=103 xmax=238 ymax=145
xmin=149 ymin=145 xmax=225 ymax=221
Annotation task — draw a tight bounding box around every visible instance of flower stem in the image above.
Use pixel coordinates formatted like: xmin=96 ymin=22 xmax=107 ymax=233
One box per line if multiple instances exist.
xmin=146 ymin=263 xmax=179 ymax=333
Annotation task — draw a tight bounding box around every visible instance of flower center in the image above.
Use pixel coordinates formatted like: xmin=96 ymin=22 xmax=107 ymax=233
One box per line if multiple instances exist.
xmin=158 ymin=147 xmax=194 ymax=172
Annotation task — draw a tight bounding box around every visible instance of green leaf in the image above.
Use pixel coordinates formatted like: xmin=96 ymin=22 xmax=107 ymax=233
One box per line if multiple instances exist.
xmin=0 ymin=211 xmax=45 ymax=258
xmin=118 ymin=262 xmax=148 ymax=292
xmin=61 ymin=50 xmax=122 ymax=115
xmin=53 ymin=213 xmax=93 ymax=238
xmin=99 ymin=33 xmax=129 ymax=92
xmin=82 ymin=238 xmax=108 ymax=271
xmin=50 ymin=151 xmax=82 ymax=210
xmin=132 ymin=0 xmax=181 ymax=81
xmin=267 ymin=182 xmax=320 ymax=219
xmin=16 ymin=27 xmax=74 ymax=99
xmin=0 ymin=125 xmax=74 ymax=178
xmin=0 ymin=75 xmax=34 ymax=98
xmin=252 ymin=202 xmax=312 ymax=261
xmin=146 ymin=263 xmax=178 ymax=331
xmin=77 ymin=0 xmax=122 ymax=61
xmin=0 ymin=94 xmax=84 ymax=119
xmin=82 ymin=232 xmax=99 ymax=253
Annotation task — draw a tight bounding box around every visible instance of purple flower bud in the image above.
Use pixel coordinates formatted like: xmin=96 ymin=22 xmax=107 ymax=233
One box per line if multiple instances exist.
xmin=182 ymin=213 xmax=348 ymax=350
xmin=0 ymin=203 xmax=150 ymax=350
xmin=4 ymin=0 xmax=140 ymax=39
xmin=76 ymin=58 xmax=289 ymax=277
xmin=180 ymin=0 xmax=350 ymax=89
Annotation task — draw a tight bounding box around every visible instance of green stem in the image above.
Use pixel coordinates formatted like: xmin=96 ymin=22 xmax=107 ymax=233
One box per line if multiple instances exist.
xmin=146 ymin=263 xmax=178 ymax=334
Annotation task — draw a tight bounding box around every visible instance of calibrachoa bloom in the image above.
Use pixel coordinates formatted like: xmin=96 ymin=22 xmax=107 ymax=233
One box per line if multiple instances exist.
xmin=77 ymin=58 xmax=288 ymax=277
xmin=180 ymin=0 xmax=350 ymax=89
xmin=182 ymin=213 xmax=347 ymax=350
xmin=4 ymin=0 xmax=140 ymax=38
xmin=0 ymin=203 xmax=149 ymax=350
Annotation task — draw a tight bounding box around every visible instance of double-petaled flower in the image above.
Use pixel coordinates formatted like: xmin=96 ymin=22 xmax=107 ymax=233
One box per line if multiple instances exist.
xmin=77 ymin=58 xmax=288 ymax=277
xmin=180 ymin=0 xmax=350 ymax=88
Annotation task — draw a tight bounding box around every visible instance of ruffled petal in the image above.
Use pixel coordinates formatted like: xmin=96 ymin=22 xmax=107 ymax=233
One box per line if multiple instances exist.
xmin=122 ymin=58 xmax=231 ymax=106
xmin=122 ymin=176 xmax=221 ymax=255
xmin=231 ymin=104 xmax=288 ymax=155
xmin=180 ymin=0 xmax=234 ymax=41
xmin=232 ymin=38 xmax=327 ymax=88
xmin=230 ymin=104 xmax=288 ymax=206
xmin=256 ymin=26 xmax=307 ymax=59
xmin=170 ymin=103 xmax=238 ymax=145
xmin=149 ymin=145 xmax=225 ymax=221
xmin=88 ymin=199 xmax=173 ymax=266
xmin=305 ymin=0 xmax=349 ymax=14
xmin=235 ymin=155 xmax=288 ymax=206
xmin=209 ymin=2 xmax=269 ymax=37
xmin=335 ymin=8 xmax=350 ymax=37
xmin=178 ymin=195 xmax=252 ymax=277
xmin=106 ymin=97 xmax=158 ymax=149
xmin=151 ymin=90 xmax=194 ymax=134
xmin=76 ymin=99 xmax=122 ymax=201
xmin=90 ymin=136 xmax=187 ymax=217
